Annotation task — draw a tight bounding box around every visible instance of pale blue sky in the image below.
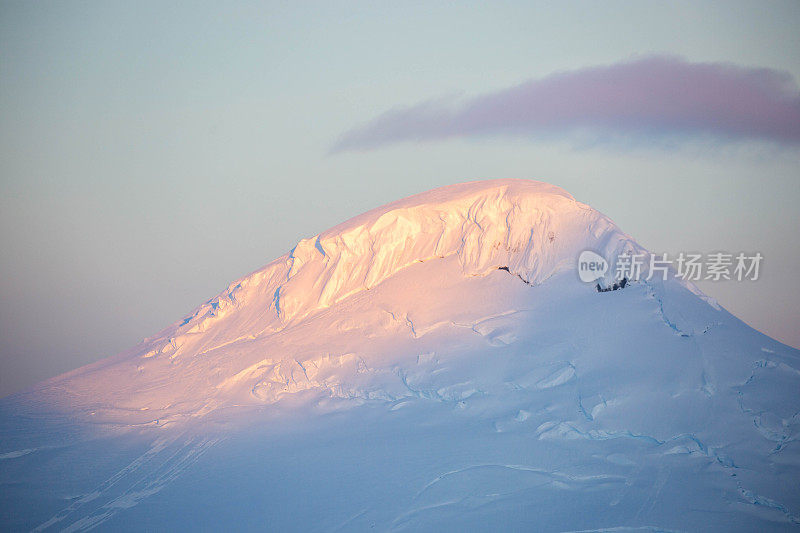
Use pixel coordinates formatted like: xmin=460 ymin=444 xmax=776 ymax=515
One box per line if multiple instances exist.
xmin=1 ymin=1 xmax=799 ymax=397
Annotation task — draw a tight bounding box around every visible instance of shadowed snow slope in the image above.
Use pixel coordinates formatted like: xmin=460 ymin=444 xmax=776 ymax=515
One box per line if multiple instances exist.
xmin=1 ymin=179 xmax=798 ymax=532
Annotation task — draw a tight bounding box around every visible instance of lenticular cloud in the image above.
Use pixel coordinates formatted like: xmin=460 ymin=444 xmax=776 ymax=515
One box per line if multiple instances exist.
xmin=333 ymin=55 xmax=800 ymax=151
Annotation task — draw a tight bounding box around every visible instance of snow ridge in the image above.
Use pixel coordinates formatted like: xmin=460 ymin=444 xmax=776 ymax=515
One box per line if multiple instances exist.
xmin=160 ymin=180 xmax=641 ymax=355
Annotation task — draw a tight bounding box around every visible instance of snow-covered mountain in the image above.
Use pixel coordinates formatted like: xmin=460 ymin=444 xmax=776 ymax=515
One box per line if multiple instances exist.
xmin=1 ymin=179 xmax=798 ymax=531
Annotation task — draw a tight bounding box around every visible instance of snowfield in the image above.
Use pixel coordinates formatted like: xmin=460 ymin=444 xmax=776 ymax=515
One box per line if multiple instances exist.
xmin=1 ymin=179 xmax=798 ymax=531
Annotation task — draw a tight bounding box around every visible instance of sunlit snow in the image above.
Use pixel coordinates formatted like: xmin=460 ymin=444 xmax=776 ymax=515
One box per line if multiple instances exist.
xmin=1 ymin=180 xmax=798 ymax=531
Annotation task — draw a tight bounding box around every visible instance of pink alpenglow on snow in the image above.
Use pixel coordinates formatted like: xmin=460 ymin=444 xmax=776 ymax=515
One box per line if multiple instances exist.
xmin=333 ymin=55 xmax=800 ymax=151
xmin=1 ymin=180 xmax=799 ymax=531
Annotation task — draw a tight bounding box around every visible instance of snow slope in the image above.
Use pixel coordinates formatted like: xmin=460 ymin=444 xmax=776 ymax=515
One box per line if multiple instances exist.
xmin=1 ymin=179 xmax=798 ymax=531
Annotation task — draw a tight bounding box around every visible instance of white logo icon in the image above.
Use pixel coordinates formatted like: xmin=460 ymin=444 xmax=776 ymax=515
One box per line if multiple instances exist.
xmin=577 ymin=250 xmax=608 ymax=283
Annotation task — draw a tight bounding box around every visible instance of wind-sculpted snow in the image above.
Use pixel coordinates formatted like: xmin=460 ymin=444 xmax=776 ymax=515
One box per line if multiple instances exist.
xmin=1 ymin=180 xmax=798 ymax=531
xmin=170 ymin=180 xmax=641 ymax=347
xmin=276 ymin=180 xmax=635 ymax=321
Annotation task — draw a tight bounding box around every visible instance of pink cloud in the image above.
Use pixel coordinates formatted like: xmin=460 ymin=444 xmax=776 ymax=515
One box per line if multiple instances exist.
xmin=332 ymin=55 xmax=800 ymax=151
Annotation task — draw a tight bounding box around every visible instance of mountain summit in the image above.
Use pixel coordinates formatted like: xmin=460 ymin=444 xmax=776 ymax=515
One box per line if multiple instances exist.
xmin=2 ymin=179 xmax=798 ymax=531
xmin=22 ymin=180 xmax=647 ymax=425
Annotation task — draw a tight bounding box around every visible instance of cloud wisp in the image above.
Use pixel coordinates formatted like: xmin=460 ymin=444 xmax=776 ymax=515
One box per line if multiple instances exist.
xmin=332 ymin=56 xmax=800 ymax=152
